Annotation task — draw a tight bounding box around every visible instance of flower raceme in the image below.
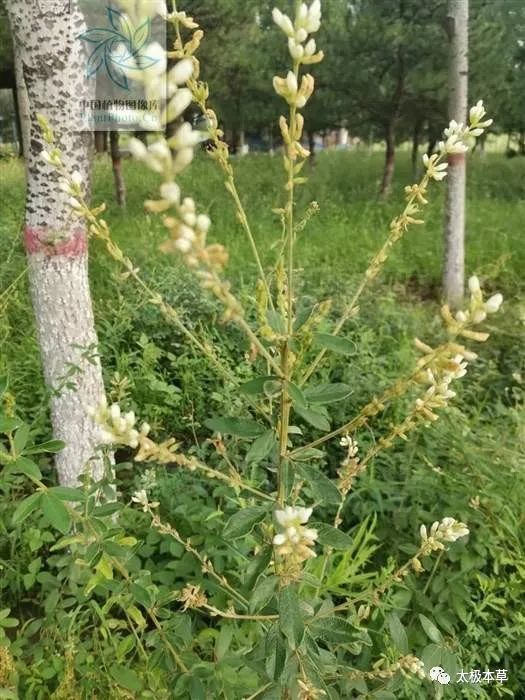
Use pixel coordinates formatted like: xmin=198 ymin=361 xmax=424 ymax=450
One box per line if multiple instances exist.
xmin=273 ymin=72 xmax=315 ymax=109
xmin=273 ymin=505 xmax=318 ymax=565
xmin=88 ymin=398 xmax=150 ymax=448
xmin=421 ymin=99 xmax=493 ymax=181
xmin=420 ymin=518 xmax=470 ymax=553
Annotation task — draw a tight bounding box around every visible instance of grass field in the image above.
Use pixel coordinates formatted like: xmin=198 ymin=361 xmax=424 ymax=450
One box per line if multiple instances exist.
xmin=1 ymin=149 xmax=525 ymax=694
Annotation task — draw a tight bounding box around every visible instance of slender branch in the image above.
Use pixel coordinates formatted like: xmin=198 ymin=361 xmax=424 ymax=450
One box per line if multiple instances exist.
xmin=300 ymin=172 xmax=432 ymax=386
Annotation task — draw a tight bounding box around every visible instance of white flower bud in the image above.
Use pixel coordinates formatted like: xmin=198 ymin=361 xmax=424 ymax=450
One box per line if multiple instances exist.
xmin=69 ymin=197 xmax=82 ymax=210
xmin=286 ymin=71 xmax=298 ymax=94
xmin=304 ymin=38 xmax=316 ymax=56
xmin=110 ymin=403 xmax=121 ymax=421
xmin=472 ymin=309 xmax=487 ymax=324
xmin=295 ymin=27 xmax=308 ymax=42
xmin=175 ymin=237 xmax=192 ymax=253
xmin=128 ymin=138 xmax=149 ymax=160
xmin=468 ymin=275 xmax=481 ymax=293
xmin=469 ymin=99 xmax=486 ymax=125
xmin=484 ymin=293 xmax=503 ymax=314
xmin=71 ymin=170 xmax=83 ymax=187
xmin=144 ymin=42 xmax=167 ymax=77
xmin=160 ymin=182 xmax=181 ymax=204
xmin=41 ymin=150 xmax=54 ymax=165
xmin=196 ymin=214 xmax=211 ymax=233
xmin=149 ymin=140 xmax=171 ymax=161
xmin=288 ymin=38 xmax=304 ymax=60
xmin=166 ymin=88 xmax=193 ymax=122
xmin=179 ymin=225 xmax=195 ymax=241
xmin=173 ymin=147 xmax=194 ymax=172
xmin=169 ymin=58 xmax=194 ymax=85
xmin=272 ymin=8 xmax=295 ymax=37
xmin=305 ymin=0 xmax=322 ymax=33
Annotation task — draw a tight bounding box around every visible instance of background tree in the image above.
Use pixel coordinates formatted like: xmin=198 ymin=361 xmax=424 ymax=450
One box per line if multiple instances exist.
xmin=5 ymin=0 xmax=106 ymax=485
xmin=333 ymin=0 xmax=447 ymax=197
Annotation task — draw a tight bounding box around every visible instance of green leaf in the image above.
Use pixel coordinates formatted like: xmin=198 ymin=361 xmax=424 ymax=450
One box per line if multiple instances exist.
xmin=314 ymin=523 xmax=353 ymax=550
xmin=293 ymin=405 xmax=330 ymax=432
xmin=290 ymin=448 xmax=325 ymax=462
xmin=288 ymin=382 xmax=307 ymax=408
xmin=0 ymin=417 xmax=22 ymax=433
xmin=10 ymin=457 xmax=42 ymax=480
xmin=278 ymin=585 xmax=304 ymax=650
xmin=205 ymin=417 xmax=265 ymax=438
xmin=24 ymin=439 xmax=65 ymax=455
xmin=249 ymin=575 xmax=278 ymax=612
xmin=41 ymin=493 xmax=72 ymax=534
xmin=419 ymin=614 xmax=442 ymax=643
xmin=49 ymin=486 xmax=85 ymax=502
xmin=265 ymin=625 xmax=287 ymax=681
xmin=267 ymin=310 xmax=286 ymax=335
xmin=13 ymin=424 xmax=30 ymax=454
xmin=11 ymin=492 xmax=42 ymax=526
xmin=304 ymin=383 xmax=352 ymax=404
xmin=313 ymin=333 xmax=356 ymax=356
xmin=421 ymin=643 xmax=442 ymax=671
xmin=240 ymin=375 xmax=278 ymax=395
xmin=215 ymin=623 xmax=233 ymax=661
xmin=0 ymin=375 xmax=7 ymax=397
xmin=50 ymin=535 xmax=85 ymax=551
xmin=297 ymin=465 xmax=341 ymax=505
xmin=0 ymin=689 xmax=18 ymax=699
xmin=245 ymin=546 xmax=273 ymax=590
xmin=386 ymin=612 xmax=408 ymax=654
xmin=110 ymin=664 xmax=143 ymax=692
xmin=309 ymin=616 xmax=357 ymax=644
xmin=223 ymin=506 xmax=268 ymax=539
xmin=245 ymin=430 xmax=276 ymax=464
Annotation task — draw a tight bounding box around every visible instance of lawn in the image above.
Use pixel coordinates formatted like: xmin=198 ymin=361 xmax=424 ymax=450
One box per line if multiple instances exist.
xmin=1 ymin=148 xmax=525 ymax=696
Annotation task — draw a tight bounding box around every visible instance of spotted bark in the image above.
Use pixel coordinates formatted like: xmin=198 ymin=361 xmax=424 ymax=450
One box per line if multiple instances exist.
xmin=443 ymin=0 xmax=469 ymax=309
xmin=5 ymin=0 xmax=106 ymax=485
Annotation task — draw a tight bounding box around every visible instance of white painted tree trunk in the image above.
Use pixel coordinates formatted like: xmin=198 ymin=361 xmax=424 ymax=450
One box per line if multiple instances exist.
xmin=6 ymin=0 xmax=106 ymax=486
xmin=443 ymin=0 xmax=469 ymax=309
xmin=13 ymin=48 xmax=31 ymax=162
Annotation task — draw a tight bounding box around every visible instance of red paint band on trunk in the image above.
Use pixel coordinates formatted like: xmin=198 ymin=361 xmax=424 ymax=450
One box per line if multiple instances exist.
xmin=24 ymin=226 xmax=88 ymax=256
xmin=447 ymin=153 xmax=466 ymax=166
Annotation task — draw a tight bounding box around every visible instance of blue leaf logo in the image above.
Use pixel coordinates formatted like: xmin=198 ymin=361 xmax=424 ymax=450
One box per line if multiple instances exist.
xmin=78 ymin=6 xmax=158 ymax=91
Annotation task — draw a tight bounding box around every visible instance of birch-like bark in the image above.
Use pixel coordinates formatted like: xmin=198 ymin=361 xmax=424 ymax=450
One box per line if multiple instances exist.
xmin=13 ymin=48 xmax=30 ymax=161
xmin=443 ymin=0 xmax=469 ymax=309
xmin=5 ymin=0 xmax=106 ymax=486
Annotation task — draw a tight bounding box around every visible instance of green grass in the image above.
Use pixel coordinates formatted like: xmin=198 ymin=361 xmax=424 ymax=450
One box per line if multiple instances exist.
xmin=1 ymin=149 xmax=524 ymax=423
xmin=1 ymin=149 xmax=525 ymax=695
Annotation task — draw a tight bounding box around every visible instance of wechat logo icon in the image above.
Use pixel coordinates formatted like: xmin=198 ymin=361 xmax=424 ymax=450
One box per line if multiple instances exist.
xmin=430 ymin=666 xmax=451 ymax=685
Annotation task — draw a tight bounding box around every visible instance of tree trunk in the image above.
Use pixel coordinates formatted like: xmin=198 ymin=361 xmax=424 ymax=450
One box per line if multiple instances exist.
xmin=379 ymin=122 xmax=396 ymax=199
xmin=443 ymin=0 xmax=469 ymax=309
xmin=13 ymin=48 xmax=30 ymax=161
xmin=6 ymin=0 xmax=107 ymax=486
xmin=308 ymin=131 xmax=316 ymax=162
xmin=110 ymin=130 xmax=126 ymax=207
xmin=411 ymin=120 xmax=422 ymax=181
xmin=94 ymin=131 xmax=108 ymax=154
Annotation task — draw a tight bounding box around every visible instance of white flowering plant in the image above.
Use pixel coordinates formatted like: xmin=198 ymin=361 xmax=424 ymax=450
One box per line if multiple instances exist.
xmin=19 ymin=0 xmax=508 ymax=697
